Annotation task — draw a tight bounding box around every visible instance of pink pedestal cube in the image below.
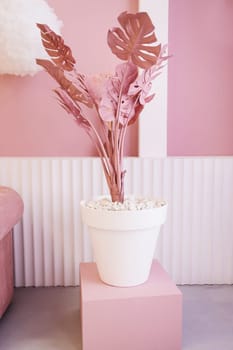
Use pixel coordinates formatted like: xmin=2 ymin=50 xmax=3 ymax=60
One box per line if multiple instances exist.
xmin=80 ymin=260 xmax=182 ymax=350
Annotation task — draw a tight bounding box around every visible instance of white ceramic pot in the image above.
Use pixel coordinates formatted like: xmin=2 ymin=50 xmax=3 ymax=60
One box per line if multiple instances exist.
xmin=80 ymin=198 xmax=167 ymax=287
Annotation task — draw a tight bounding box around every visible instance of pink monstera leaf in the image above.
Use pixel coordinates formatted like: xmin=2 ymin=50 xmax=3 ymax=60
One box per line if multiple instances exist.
xmin=107 ymin=12 xmax=161 ymax=69
xmin=99 ymin=93 xmax=116 ymax=122
xmin=118 ymin=94 xmax=135 ymax=124
xmin=115 ymin=62 xmax=138 ymax=94
xmin=128 ymin=44 xmax=169 ymax=105
xmin=128 ymin=66 xmax=158 ymax=105
xmin=84 ymin=73 xmax=112 ymax=106
xmin=99 ymin=93 xmax=135 ymax=125
xmin=99 ymin=62 xmax=138 ymax=124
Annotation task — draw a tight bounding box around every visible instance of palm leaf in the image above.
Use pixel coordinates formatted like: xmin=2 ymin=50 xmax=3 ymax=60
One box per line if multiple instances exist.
xmin=107 ymin=12 xmax=161 ymax=69
xmin=54 ymin=88 xmax=91 ymax=131
xmin=36 ymin=59 xmax=93 ymax=107
xmin=37 ymin=23 xmax=75 ymax=71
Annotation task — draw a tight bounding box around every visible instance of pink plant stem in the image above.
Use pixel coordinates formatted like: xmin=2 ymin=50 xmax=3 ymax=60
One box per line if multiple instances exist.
xmin=93 ymin=110 xmax=117 ymax=198
xmin=71 ymin=95 xmax=113 ymax=187
xmin=85 ymin=129 xmax=112 ymax=190
xmin=86 ymin=89 xmax=114 ymax=177
xmin=112 ymin=64 xmax=131 ymax=201
xmin=92 ymin=101 xmax=111 ymax=153
xmin=83 ymin=118 xmax=112 ymax=174
xmin=119 ymin=95 xmax=140 ymax=161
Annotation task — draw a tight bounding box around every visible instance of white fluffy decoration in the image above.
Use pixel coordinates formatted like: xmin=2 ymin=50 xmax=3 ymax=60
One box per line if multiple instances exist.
xmin=0 ymin=0 xmax=62 ymax=76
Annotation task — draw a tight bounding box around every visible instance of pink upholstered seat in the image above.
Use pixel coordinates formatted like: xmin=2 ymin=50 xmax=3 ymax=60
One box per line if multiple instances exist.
xmin=0 ymin=186 xmax=24 ymax=240
xmin=0 ymin=186 xmax=23 ymax=318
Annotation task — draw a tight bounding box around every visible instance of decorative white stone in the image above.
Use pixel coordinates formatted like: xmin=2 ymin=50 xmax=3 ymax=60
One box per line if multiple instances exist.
xmin=85 ymin=196 xmax=166 ymax=212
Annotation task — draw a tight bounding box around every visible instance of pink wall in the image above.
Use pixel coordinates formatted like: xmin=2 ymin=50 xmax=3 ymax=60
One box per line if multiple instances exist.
xmin=167 ymin=0 xmax=233 ymax=155
xmin=0 ymin=0 xmax=138 ymax=156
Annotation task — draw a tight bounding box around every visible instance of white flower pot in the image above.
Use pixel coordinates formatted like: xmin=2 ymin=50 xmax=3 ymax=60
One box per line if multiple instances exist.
xmin=80 ymin=198 xmax=167 ymax=287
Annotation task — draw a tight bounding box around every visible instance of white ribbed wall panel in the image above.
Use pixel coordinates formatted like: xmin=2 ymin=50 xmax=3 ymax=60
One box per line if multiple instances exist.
xmin=0 ymin=157 xmax=232 ymax=286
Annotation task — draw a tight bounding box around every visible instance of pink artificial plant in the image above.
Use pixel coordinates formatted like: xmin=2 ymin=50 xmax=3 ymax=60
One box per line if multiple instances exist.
xmin=36 ymin=11 xmax=168 ymax=203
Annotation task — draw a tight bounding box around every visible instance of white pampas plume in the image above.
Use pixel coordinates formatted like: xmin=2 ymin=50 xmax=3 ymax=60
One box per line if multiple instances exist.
xmin=0 ymin=0 xmax=62 ymax=76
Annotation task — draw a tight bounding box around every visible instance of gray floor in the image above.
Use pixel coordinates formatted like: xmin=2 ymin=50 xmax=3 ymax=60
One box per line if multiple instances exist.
xmin=0 ymin=285 xmax=233 ymax=349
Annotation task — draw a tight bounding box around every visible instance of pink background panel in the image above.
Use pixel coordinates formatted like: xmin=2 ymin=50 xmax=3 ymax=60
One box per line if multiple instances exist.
xmin=0 ymin=0 xmax=138 ymax=156
xmin=167 ymin=0 xmax=233 ymax=155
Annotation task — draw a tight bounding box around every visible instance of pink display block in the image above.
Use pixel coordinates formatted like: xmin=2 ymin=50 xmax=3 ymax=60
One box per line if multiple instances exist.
xmin=80 ymin=260 xmax=182 ymax=350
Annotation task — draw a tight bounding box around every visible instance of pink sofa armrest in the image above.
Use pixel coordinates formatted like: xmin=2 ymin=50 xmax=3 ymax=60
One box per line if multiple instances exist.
xmin=0 ymin=186 xmax=24 ymax=240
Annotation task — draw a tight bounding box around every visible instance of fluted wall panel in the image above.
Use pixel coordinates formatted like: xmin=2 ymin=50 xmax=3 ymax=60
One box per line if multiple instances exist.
xmin=0 ymin=157 xmax=232 ymax=286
